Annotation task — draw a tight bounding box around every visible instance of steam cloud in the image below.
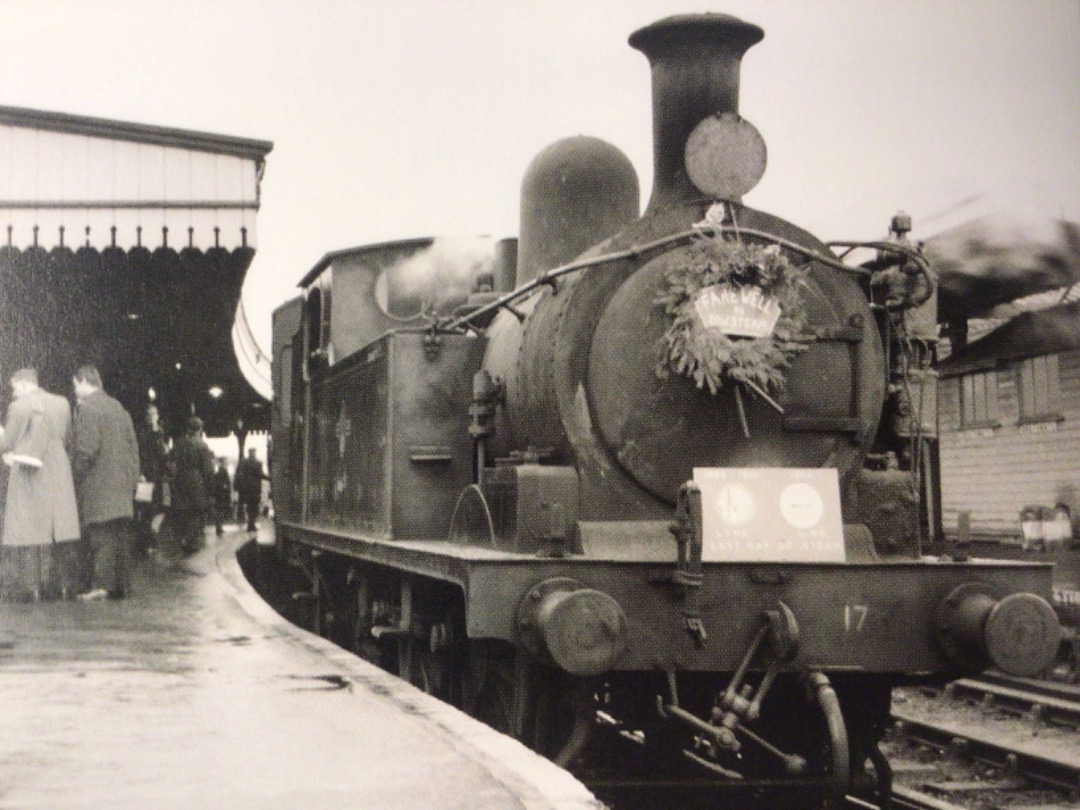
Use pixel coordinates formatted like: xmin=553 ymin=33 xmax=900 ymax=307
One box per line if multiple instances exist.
xmin=387 ymin=235 xmax=498 ymax=316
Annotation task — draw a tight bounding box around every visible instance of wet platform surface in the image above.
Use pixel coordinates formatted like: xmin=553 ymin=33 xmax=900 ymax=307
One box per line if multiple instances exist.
xmin=0 ymin=528 xmax=600 ymax=810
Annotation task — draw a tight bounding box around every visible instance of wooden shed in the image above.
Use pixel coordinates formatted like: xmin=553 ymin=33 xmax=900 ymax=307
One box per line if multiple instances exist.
xmin=936 ymin=298 xmax=1080 ymax=541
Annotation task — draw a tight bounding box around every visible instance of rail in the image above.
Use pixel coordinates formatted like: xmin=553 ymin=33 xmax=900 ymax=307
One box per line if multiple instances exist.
xmin=946 ymin=674 xmax=1080 ymax=730
xmin=891 ymin=709 xmax=1080 ymax=793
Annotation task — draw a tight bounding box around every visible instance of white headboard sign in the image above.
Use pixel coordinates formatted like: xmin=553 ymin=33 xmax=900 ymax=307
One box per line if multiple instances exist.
xmin=692 ymin=467 xmax=846 ymax=562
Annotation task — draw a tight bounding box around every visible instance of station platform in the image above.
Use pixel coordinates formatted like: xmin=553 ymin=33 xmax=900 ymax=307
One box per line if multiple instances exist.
xmin=0 ymin=527 xmax=601 ymax=810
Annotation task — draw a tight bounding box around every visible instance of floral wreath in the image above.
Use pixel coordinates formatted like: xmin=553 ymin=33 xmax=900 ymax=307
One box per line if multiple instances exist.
xmin=654 ymin=232 xmax=811 ymax=396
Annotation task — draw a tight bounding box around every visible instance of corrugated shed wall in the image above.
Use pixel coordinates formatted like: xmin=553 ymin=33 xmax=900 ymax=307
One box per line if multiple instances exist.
xmin=939 ymin=350 xmax=1080 ymax=538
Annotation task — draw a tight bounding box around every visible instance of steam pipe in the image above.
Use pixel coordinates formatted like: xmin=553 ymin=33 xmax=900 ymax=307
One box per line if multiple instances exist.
xmin=442 ymin=224 xmax=873 ymax=334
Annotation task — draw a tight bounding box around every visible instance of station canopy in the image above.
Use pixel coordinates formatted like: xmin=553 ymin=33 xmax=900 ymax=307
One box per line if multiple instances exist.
xmin=0 ymin=106 xmax=273 ymax=437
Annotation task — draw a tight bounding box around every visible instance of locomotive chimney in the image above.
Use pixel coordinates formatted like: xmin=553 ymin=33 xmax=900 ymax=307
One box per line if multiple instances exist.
xmin=629 ymin=14 xmax=764 ymax=214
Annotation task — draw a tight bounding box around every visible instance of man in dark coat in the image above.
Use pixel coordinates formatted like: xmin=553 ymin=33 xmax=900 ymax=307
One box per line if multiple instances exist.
xmin=210 ymin=457 xmax=232 ymax=536
xmin=169 ymin=416 xmax=215 ymax=555
xmin=233 ymin=447 xmax=268 ymax=533
xmin=134 ymin=403 xmax=169 ymax=555
xmin=70 ymin=365 xmax=140 ymax=600
xmin=0 ymin=368 xmax=81 ymax=600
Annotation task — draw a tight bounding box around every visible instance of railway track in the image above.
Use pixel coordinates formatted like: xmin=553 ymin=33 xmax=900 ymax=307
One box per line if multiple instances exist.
xmin=946 ymin=673 xmax=1080 ymax=730
xmin=883 ymin=675 xmax=1080 ymax=808
xmin=891 ymin=711 xmax=1079 ymax=792
xmin=846 ymin=785 xmax=971 ymax=810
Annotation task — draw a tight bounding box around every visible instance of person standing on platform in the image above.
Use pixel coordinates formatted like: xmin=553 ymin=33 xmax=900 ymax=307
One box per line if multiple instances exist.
xmin=134 ymin=403 xmax=169 ymax=556
xmin=210 ymin=457 xmax=231 ymax=536
xmin=0 ymin=368 xmax=81 ymax=601
xmin=168 ymin=416 xmax=215 ymax=556
xmin=233 ymin=447 xmax=268 ymax=534
xmin=70 ymin=365 xmax=140 ymax=601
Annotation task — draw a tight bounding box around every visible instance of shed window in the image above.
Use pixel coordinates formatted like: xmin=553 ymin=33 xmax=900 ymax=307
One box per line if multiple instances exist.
xmin=959 ymin=371 xmax=997 ymax=427
xmin=1017 ymin=354 xmax=1061 ymax=421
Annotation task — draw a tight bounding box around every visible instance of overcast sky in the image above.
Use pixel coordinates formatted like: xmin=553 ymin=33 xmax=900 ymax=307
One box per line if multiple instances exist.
xmin=2 ymin=0 xmax=1078 ymax=353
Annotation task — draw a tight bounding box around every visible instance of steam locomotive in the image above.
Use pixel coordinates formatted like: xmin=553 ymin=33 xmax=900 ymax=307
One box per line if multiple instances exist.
xmin=270 ymin=13 xmax=1061 ymax=806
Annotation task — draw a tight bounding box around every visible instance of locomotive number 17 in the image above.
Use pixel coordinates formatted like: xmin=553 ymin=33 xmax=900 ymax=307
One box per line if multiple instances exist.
xmin=844 ymin=604 xmax=870 ymax=633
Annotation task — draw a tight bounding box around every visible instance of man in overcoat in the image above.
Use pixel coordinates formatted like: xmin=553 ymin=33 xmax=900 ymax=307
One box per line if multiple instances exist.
xmin=70 ymin=365 xmax=140 ymax=600
xmin=210 ymin=457 xmax=232 ymax=536
xmin=168 ymin=416 xmax=215 ymax=555
xmin=134 ymin=403 xmax=169 ymax=555
xmin=0 ymin=368 xmax=81 ymax=600
xmin=233 ymin=447 xmax=268 ymax=533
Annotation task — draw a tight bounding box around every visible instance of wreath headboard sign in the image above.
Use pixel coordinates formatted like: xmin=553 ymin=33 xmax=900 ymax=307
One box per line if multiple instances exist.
xmin=654 ymin=228 xmax=811 ymax=398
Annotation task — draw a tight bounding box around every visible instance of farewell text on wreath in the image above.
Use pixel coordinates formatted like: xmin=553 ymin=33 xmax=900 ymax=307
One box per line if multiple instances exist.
xmin=654 ymin=234 xmax=811 ymax=397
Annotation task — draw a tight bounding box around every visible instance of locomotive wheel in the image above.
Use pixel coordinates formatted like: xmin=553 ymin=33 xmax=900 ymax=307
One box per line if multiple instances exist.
xmin=350 ymin=609 xmax=382 ymax=665
xmin=831 ymin=675 xmax=894 ymax=807
xmin=399 ymin=628 xmax=454 ymax=701
xmin=346 ymin=571 xmax=384 ymax=666
xmin=462 ymin=640 xmax=589 ymax=767
xmin=810 ymin=673 xmax=851 ymax=807
xmin=741 ymin=672 xmax=849 ymax=805
xmin=463 ymin=640 xmax=516 ymax=733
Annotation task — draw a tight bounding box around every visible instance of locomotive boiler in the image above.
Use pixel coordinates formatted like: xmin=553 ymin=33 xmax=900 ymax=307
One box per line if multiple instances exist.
xmin=270 ymin=13 xmax=1061 ymax=806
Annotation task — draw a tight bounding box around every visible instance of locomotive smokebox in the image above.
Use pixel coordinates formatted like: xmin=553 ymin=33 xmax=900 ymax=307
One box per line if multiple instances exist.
xmin=629 ymin=14 xmax=764 ymax=213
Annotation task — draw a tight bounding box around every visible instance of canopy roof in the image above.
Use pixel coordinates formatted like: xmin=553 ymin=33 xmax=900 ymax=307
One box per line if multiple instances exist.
xmin=1 ymin=105 xmax=273 ymax=253
xmin=0 ymin=105 xmax=272 ymax=161
xmin=936 ymin=299 xmax=1080 ymax=377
